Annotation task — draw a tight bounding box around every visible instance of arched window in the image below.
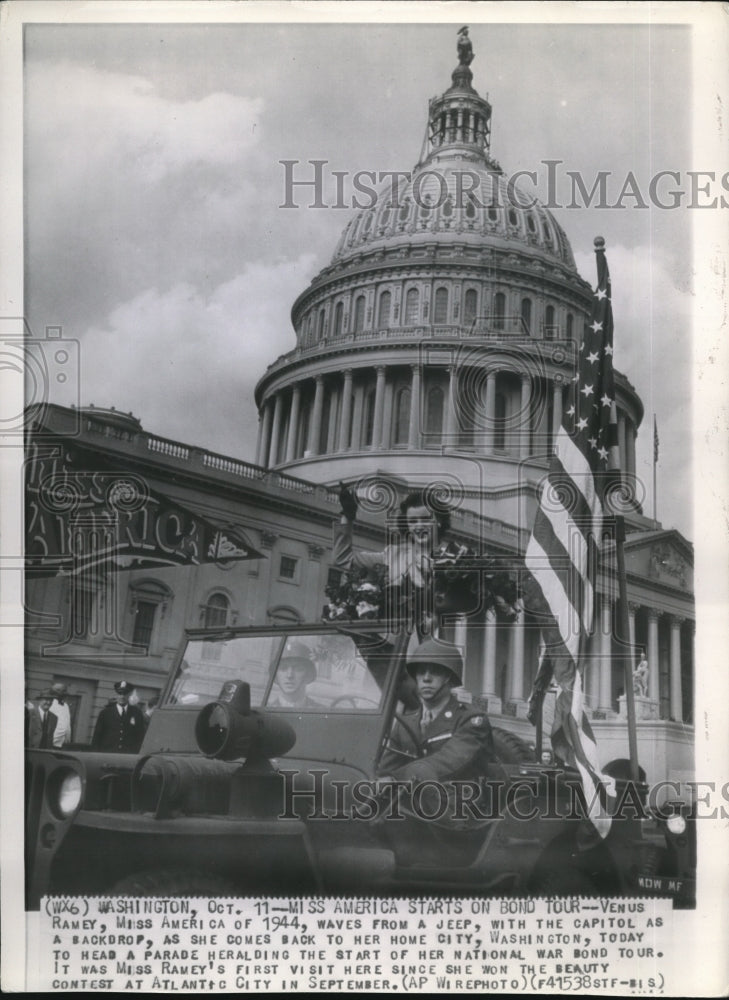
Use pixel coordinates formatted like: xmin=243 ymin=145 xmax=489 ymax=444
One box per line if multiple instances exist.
xmin=434 ymin=287 xmax=449 ymax=324
xmin=377 ymin=290 xmax=391 ymax=329
xmin=521 ymin=297 xmax=532 ymax=334
xmin=353 ymin=295 xmax=366 ymax=334
xmin=508 ymin=208 xmax=518 ymax=227
xmin=493 ymin=292 xmax=506 ymax=330
xmin=425 ymin=386 xmax=444 ymax=439
xmin=204 ymin=592 xmax=229 ymax=628
xmin=399 ymin=198 xmax=411 ymax=222
xmin=363 ymin=388 xmax=376 ymax=447
xmin=361 ymin=211 xmax=373 ymax=235
xmin=464 ymin=288 xmax=478 ymax=326
xmin=333 ymin=301 xmax=344 ymax=338
xmin=405 ymin=288 xmax=420 ymax=325
xmin=378 ymin=203 xmax=391 ymax=230
xmin=442 ymin=196 xmax=453 ymax=218
xmin=465 ymin=196 xmax=476 ymax=220
xmin=566 ymin=313 xmax=574 ymax=339
xmin=317 ymin=308 xmax=325 ymax=339
xmin=393 ymin=387 xmax=411 ymax=445
xmin=494 ymin=392 xmax=507 ymax=450
xmin=545 ymin=304 xmax=555 ymax=339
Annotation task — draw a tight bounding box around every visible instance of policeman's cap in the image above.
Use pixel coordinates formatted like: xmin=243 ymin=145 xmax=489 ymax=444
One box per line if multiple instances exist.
xmin=114 ymin=680 xmax=135 ymax=695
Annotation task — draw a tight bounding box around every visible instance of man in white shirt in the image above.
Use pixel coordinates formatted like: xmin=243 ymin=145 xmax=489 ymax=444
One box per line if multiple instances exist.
xmin=50 ymin=682 xmax=72 ymax=748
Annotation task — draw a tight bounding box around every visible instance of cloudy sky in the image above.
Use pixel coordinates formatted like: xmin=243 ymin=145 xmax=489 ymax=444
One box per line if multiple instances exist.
xmin=23 ymin=12 xmax=704 ymax=537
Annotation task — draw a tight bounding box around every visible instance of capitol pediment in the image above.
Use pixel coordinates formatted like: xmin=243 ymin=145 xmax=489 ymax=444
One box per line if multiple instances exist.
xmin=623 ymin=530 xmax=693 ymax=593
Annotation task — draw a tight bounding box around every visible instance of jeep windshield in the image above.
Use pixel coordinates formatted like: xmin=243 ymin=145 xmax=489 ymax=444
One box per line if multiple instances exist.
xmin=166 ymin=628 xmax=393 ymax=713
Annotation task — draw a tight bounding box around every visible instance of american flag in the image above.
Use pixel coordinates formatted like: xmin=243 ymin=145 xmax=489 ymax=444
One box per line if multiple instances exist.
xmin=524 ymin=236 xmax=620 ymax=838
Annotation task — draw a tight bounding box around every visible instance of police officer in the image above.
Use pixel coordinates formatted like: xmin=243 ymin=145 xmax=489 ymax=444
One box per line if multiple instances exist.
xmin=91 ymin=681 xmax=146 ymax=753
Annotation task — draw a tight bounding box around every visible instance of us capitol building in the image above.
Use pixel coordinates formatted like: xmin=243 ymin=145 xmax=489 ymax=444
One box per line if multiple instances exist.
xmin=25 ymin=32 xmax=694 ymax=788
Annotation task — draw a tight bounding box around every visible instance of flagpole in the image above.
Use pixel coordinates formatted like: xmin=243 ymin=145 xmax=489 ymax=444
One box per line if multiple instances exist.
xmin=615 ymin=514 xmax=640 ymax=784
xmin=653 ymin=413 xmax=658 ymax=524
xmin=590 ymin=236 xmax=640 ymax=786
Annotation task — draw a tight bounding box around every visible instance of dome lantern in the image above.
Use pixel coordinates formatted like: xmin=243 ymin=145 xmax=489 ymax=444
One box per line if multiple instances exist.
xmin=420 ymin=26 xmax=494 ymax=168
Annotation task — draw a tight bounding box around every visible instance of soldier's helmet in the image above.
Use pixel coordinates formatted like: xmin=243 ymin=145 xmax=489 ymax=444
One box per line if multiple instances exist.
xmin=406 ymin=637 xmax=463 ymax=687
xmin=279 ymin=639 xmax=317 ymax=683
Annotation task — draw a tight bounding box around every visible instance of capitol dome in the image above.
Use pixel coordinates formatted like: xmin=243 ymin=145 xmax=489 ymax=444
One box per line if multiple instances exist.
xmin=254 ymin=31 xmax=643 ymax=523
xmin=330 ymin=162 xmax=577 ymax=273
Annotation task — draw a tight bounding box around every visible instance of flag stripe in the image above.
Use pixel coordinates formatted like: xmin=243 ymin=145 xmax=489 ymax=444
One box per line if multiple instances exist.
xmin=524 ymin=241 xmax=620 ymax=839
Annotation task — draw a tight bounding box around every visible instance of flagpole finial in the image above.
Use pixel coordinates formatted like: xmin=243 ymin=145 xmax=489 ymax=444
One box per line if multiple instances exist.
xmin=594 ymin=236 xmax=605 ymax=251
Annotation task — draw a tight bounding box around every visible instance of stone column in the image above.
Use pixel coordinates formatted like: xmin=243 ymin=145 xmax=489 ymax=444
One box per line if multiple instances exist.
xmin=482 ymin=608 xmax=498 ymax=696
xmin=598 ymin=595 xmax=613 ymax=713
xmin=267 ymin=392 xmax=284 ymax=467
xmin=618 ymin=413 xmax=627 ymax=471
xmin=484 ymin=370 xmax=496 ymax=452
xmin=552 ymin=379 xmax=563 ymax=448
xmin=350 ymin=382 xmax=364 ymax=451
xmin=325 ymin=385 xmax=340 ymax=453
xmin=445 ymin=366 xmax=459 ymax=444
xmin=646 ymin=608 xmax=660 ymax=703
xmin=307 ymin=375 xmax=325 ymax=456
xmin=625 ymin=420 xmax=636 ymax=476
xmin=338 ymin=369 xmax=353 ymax=452
xmin=627 ymin=601 xmax=638 ymax=655
xmin=257 ymin=400 xmax=273 ymax=467
xmin=408 ymin=364 xmax=422 ymax=449
xmin=382 ymin=378 xmax=394 ymax=448
xmin=284 ymin=385 xmax=302 ymax=463
xmin=372 ymin=366 xmax=386 ymax=449
xmin=669 ymin=616 xmax=684 ymax=722
xmin=520 ymin=373 xmax=531 ymax=458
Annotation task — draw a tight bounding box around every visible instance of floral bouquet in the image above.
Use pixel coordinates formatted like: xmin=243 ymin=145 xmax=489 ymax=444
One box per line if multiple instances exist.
xmin=323 ymin=541 xmax=520 ymax=624
xmin=322 ymin=564 xmax=389 ymax=622
xmin=432 ymin=540 xmax=520 ymax=619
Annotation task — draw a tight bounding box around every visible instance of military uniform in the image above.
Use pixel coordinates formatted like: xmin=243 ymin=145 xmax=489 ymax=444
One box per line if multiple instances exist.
xmin=91 ymin=700 xmax=146 ymax=753
xmin=378 ymin=638 xmax=496 ymax=848
xmin=380 ymin=694 xmax=494 ymax=784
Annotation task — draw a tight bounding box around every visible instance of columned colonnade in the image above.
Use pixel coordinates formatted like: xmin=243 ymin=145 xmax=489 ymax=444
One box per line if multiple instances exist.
xmin=256 ymin=360 xmax=640 ymax=471
xmin=449 ymin=596 xmax=693 ymax=723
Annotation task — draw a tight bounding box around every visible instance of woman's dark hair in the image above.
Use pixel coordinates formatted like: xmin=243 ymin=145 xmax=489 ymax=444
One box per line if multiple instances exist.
xmin=396 ymin=489 xmax=451 ymax=540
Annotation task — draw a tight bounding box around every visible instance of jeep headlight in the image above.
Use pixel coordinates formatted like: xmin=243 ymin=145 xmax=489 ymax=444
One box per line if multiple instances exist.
xmin=50 ymin=769 xmax=83 ymax=819
xmin=666 ymin=814 xmax=687 ymax=836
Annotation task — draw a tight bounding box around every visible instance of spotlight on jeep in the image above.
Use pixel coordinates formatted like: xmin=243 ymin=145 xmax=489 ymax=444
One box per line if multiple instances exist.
xmin=195 ymin=681 xmax=297 ymax=763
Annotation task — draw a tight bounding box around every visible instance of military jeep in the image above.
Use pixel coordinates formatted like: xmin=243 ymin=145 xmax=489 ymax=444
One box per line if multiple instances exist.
xmin=25 ymin=621 xmax=695 ymax=907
